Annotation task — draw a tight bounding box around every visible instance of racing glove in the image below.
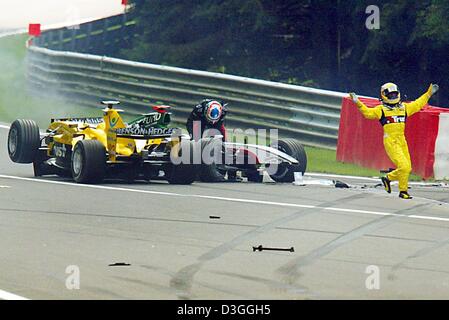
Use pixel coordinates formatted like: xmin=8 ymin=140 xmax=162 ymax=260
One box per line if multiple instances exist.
xmin=427 ymin=84 xmax=439 ymax=96
xmin=348 ymin=92 xmax=359 ymax=104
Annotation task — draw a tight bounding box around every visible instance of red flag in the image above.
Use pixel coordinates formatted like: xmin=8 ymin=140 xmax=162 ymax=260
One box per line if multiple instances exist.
xmin=28 ymin=24 xmax=41 ymax=37
xmin=121 ymin=0 xmax=128 ymax=5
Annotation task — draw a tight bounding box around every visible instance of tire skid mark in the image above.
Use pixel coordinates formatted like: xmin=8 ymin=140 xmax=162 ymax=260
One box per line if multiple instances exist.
xmin=275 ymin=202 xmax=433 ymax=286
xmin=212 ymin=270 xmax=311 ymax=297
xmin=321 ymin=256 xmax=449 ymax=277
xmin=169 ymin=192 xmax=372 ymax=299
xmin=388 ymin=234 xmax=449 ymax=281
xmin=0 ymin=207 xmax=441 ymax=245
xmin=137 ymin=265 xmax=249 ymax=299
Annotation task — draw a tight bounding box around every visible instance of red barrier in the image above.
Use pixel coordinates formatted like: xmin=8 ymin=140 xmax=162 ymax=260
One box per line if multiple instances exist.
xmin=336 ymin=97 xmax=444 ymax=179
xmin=28 ymin=23 xmax=41 ymax=37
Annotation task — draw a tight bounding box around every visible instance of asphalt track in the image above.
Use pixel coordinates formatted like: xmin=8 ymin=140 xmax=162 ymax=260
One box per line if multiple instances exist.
xmin=1 ymin=123 xmax=449 ymax=300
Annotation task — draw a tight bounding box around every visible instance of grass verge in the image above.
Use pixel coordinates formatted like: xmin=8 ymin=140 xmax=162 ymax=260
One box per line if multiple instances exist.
xmin=304 ymin=146 xmax=423 ymax=181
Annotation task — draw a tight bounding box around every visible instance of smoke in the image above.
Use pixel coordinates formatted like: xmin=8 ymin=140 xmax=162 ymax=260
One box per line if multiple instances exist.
xmin=0 ymin=33 xmax=102 ymax=128
xmin=0 ymin=0 xmax=124 ymax=126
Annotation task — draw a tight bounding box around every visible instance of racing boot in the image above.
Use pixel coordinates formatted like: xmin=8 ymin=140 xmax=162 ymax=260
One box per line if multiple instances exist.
xmin=381 ymin=176 xmax=391 ymax=194
xmin=399 ymin=191 xmax=413 ymax=199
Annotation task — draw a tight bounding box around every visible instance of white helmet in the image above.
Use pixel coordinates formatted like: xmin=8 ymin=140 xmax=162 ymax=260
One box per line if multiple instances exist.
xmin=380 ymin=82 xmax=401 ymax=105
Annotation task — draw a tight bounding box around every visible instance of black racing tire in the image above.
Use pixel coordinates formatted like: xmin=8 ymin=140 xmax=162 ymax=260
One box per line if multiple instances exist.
xmin=71 ymin=140 xmax=107 ymax=184
xmin=247 ymin=170 xmax=263 ymax=183
xmin=166 ymin=140 xmax=198 ymax=185
xmin=166 ymin=164 xmax=198 ymax=185
xmin=199 ymin=139 xmax=226 ymax=182
xmin=33 ymin=148 xmax=53 ymax=177
xmin=56 ymin=170 xmax=73 ymax=178
xmin=268 ymin=138 xmax=307 ymax=183
xmin=8 ymin=119 xmax=40 ymax=164
xmin=199 ymin=163 xmax=227 ymax=182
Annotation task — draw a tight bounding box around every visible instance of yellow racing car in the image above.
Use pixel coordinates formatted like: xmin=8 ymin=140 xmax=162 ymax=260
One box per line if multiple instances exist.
xmin=7 ymin=101 xmax=198 ymax=184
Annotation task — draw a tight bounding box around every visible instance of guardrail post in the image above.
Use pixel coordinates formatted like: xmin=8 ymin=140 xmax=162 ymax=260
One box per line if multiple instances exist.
xmin=45 ymin=31 xmax=52 ymax=48
xmin=86 ymin=23 xmax=93 ymax=52
xmin=58 ymin=29 xmax=64 ymax=50
xmin=102 ymin=18 xmax=110 ymax=53
xmin=70 ymin=28 xmax=77 ymax=52
xmin=121 ymin=14 xmax=127 ymax=47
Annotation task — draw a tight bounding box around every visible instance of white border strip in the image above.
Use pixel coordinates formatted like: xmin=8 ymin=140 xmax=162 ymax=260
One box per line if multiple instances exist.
xmin=434 ymin=113 xmax=449 ymax=180
xmin=0 ymin=289 xmax=29 ymax=300
xmin=306 ymin=172 xmax=379 ymax=181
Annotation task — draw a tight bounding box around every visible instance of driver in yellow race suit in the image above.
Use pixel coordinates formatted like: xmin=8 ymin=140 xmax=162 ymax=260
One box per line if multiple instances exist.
xmin=349 ymin=83 xmax=439 ymax=199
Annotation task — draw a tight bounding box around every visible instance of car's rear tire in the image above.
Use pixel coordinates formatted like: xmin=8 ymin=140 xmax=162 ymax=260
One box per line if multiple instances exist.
xmin=8 ymin=119 xmax=40 ymax=164
xmin=268 ymin=139 xmax=307 ymax=183
xmin=199 ymin=163 xmax=226 ymax=182
xmin=199 ymin=139 xmax=226 ymax=182
xmin=166 ymin=164 xmax=198 ymax=185
xmin=166 ymin=140 xmax=198 ymax=185
xmin=71 ymin=140 xmax=107 ymax=184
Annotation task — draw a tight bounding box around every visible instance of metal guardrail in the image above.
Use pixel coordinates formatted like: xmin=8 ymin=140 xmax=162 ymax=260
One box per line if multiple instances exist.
xmin=27 ymin=45 xmax=346 ymax=149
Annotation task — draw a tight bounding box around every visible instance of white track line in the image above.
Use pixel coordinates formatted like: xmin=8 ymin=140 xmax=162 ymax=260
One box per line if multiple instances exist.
xmin=0 ymin=124 xmax=10 ymax=129
xmin=307 ymin=172 xmax=447 ymax=187
xmin=0 ymin=174 xmax=448 ymax=223
xmin=0 ymin=289 xmax=29 ymax=300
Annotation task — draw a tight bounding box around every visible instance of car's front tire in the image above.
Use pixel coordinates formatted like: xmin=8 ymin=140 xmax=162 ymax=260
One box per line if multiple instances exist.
xmin=8 ymin=119 xmax=40 ymax=164
xmin=246 ymin=169 xmax=263 ymax=183
xmin=268 ymin=139 xmax=307 ymax=182
xmin=71 ymin=140 xmax=107 ymax=184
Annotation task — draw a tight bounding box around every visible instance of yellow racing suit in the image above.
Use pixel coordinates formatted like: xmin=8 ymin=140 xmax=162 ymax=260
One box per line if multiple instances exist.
xmin=354 ymin=86 xmax=432 ymax=192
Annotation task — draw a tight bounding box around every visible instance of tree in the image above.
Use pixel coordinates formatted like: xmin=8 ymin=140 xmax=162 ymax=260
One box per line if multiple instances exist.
xmin=120 ymin=0 xmax=449 ymax=106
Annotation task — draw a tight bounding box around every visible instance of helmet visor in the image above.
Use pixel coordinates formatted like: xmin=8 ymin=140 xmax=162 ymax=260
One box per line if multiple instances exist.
xmin=385 ymin=91 xmax=399 ymax=100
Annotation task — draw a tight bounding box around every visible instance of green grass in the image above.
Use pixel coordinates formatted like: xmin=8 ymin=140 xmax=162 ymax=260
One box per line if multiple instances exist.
xmin=0 ymin=34 xmax=427 ymax=181
xmin=304 ymin=146 xmax=424 ymax=181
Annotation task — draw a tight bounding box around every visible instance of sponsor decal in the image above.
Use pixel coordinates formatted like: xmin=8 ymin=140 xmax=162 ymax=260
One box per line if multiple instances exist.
xmin=385 ymin=115 xmax=406 ymax=124
xmin=116 ymin=126 xmax=175 ymax=136
xmin=54 ymin=143 xmax=68 ymax=158
xmin=138 ymin=113 xmax=162 ymax=126
xmin=52 ymin=118 xmax=104 ymax=125
xmin=109 ymin=117 xmax=119 ymax=128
